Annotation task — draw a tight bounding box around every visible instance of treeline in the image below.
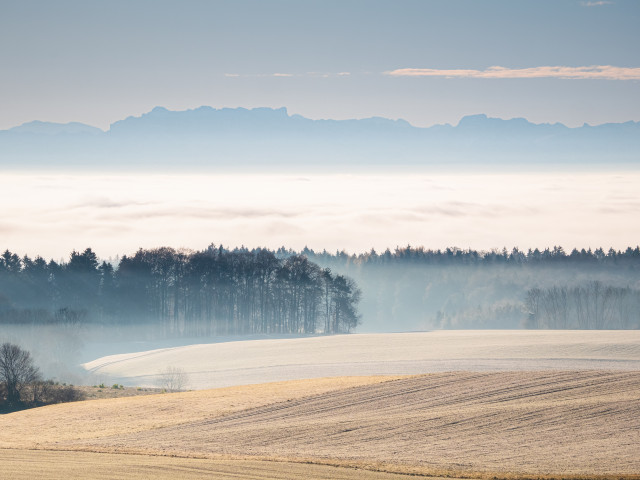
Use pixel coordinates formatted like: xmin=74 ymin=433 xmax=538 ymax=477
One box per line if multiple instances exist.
xmin=0 ymin=246 xmax=361 ymax=335
xmin=525 ymin=282 xmax=640 ymax=329
xmin=291 ymin=245 xmax=640 ymax=331
xmin=296 ymin=245 xmax=640 ymax=267
xmin=3 ymin=244 xmax=639 ymax=334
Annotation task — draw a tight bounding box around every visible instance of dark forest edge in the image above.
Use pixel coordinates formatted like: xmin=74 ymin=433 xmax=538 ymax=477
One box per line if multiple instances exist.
xmin=2 ymin=244 xmax=640 ymax=334
xmin=0 ymin=246 xmax=361 ymax=336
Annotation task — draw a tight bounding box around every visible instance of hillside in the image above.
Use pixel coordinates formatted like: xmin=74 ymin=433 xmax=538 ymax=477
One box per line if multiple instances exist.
xmin=82 ymin=330 xmax=640 ymax=389
xmin=1 ymin=371 xmax=639 ymax=478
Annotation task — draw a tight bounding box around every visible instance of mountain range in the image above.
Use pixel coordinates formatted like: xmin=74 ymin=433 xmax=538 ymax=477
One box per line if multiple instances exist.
xmin=1 ymin=106 xmax=638 ymax=169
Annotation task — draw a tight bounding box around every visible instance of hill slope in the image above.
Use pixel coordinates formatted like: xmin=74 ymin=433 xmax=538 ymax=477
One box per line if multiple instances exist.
xmin=82 ymin=330 xmax=640 ymax=389
xmin=2 ymin=371 xmax=639 ymax=478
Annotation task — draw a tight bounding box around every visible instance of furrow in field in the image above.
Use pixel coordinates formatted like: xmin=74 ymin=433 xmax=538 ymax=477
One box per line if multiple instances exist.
xmin=71 ymin=371 xmax=640 ymax=476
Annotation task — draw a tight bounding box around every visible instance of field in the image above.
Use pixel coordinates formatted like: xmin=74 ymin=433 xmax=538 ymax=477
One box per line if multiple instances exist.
xmin=3 ymin=331 xmax=640 ymax=479
xmin=2 ymin=371 xmax=640 ymax=479
xmin=83 ymin=330 xmax=640 ymax=388
xmin=0 ymin=450 xmax=424 ymax=480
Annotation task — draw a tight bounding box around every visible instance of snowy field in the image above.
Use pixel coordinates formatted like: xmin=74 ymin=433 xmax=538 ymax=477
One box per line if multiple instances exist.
xmin=82 ymin=330 xmax=640 ymax=389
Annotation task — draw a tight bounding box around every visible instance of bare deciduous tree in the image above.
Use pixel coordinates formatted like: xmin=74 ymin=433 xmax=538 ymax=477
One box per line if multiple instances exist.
xmin=0 ymin=342 xmax=41 ymax=406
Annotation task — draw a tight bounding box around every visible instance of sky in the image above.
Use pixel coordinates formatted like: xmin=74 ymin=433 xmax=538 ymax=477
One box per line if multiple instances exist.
xmin=1 ymin=0 xmax=639 ymax=259
xmin=1 ymin=0 xmax=639 ymax=130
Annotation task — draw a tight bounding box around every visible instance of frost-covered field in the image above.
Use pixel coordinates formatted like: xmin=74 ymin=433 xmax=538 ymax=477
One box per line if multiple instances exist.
xmin=83 ymin=330 xmax=640 ymax=389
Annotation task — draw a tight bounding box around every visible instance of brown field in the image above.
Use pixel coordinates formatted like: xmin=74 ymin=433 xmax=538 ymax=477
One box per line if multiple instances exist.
xmin=0 ymin=449 xmax=428 ymax=480
xmin=1 ymin=371 xmax=639 ymax=479
xmin=0 ymin=376 xmax=400 ymax=448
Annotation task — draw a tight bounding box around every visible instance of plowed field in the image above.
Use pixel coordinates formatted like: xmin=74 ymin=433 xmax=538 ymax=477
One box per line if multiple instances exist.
xmin=0 ymin=449 xmax=427 ymax=480
xmin=2 ymin=371 xmax=639 ymax=479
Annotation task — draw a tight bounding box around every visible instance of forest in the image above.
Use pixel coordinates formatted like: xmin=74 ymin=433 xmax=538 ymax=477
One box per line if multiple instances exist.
xmin=300 ymin=245 xmax=640 ymax=331
xmin=2 ymin=244 xmax=640 ymax=337
xmin=0 ymin=246 xmax=361 ymax=336
xmin=524 ymin=283 xmax=639 ymax=329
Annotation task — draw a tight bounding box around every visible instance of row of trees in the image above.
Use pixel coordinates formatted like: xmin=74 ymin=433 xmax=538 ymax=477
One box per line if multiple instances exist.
xmin=3 ymin=243 xmax=638 ymax=333
xmin=296 ymin=245 xmax=640 ymax=331
xmin=0 ymin=246 xmax=362 ymax=335
xmin=299 ymin=245 xmax=640 ymax=267
xmin=524 ymin=282 xmax=640 ymax=329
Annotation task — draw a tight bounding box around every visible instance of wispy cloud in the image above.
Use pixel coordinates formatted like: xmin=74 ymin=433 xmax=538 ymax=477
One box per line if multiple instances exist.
xmin=386 ymin=65 xmax=640 ymax=80
xmin=581 ymin=1 xmax=613 ymax=6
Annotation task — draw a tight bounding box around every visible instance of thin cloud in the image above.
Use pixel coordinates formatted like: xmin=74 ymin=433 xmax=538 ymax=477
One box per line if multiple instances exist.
xmin=581 ymin=1 xmax=613 ymax=6
xmin=386 ymin=65 xmax=640 ymax=80
xmin=91 ymin=205 xmax=305 ymax=222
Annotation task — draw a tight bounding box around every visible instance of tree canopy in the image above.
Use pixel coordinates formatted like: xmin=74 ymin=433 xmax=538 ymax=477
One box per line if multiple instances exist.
xmin=0 ymin=246 xmax=361 ymax=336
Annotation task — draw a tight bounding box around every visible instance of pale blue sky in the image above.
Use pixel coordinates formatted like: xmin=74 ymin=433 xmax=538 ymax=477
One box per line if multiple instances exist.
xmin=1 ymin=0 xmax=639 ymax=129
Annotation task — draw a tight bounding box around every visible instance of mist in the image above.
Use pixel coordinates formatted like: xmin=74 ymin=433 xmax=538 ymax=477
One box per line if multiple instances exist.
xmin=311 ymin=249 xmax=640 ymax=332
xmin=2 ymin=170 xmax=640 ymax=380
xmin=2 ymin=242 xmax=639 ymax=386
xmin=2 ymin=172 xmax=640 ymax=260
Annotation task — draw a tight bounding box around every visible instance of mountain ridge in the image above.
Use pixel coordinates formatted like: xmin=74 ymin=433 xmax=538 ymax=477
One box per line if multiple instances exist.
xmin=1 ymin=106 xmax=638 ymax=169
xmin=4 ymin=106 xmax=639 ymax=134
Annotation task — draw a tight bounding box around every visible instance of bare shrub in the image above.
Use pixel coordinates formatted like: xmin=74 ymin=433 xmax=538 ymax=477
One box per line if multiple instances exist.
xmin=28 ymin=380 xmax=85 ymax=405
xmin=47 ymin=384 xmax=85 ymax=403
xmin=157 ymin=366 xmax=189 ymax=392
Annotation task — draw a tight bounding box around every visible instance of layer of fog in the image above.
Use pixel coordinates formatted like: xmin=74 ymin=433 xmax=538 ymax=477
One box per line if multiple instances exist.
xmin=2 ymin=172 xmax=640 ymax=260
xmin=2 ymin=171 xmax=639 ymax=384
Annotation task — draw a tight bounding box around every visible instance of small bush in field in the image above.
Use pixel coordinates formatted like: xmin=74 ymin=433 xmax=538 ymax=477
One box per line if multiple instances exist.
xmin=156 ymin=366 xmax=189 ymax=392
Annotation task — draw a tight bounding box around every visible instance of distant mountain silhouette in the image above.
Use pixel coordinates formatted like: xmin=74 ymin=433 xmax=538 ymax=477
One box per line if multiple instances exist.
xmin=1 ymin=107 xmax=638 ymax=169
xmin=9 ymin=120 xmax=104 ymax=135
